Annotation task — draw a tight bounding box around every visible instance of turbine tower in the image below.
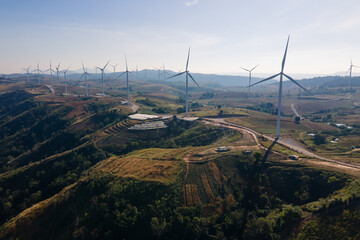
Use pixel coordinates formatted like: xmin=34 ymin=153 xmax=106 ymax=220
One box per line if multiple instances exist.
xmin=80 ymin=62 xmax=90 ymax=97
xmin=32 ymin=63 xmax=42 ymax=84
xmin=96 ymin=60 xmax=110 ymax=96
xmin=347 ymin=59 xmax=359 ymax=87
xmin=62 ymin=65 xmax=71 ymax=95
xmin=249 ymin=36 xmax=310 ymax=140
xmin=115 ymin=55 xmax=131 ymax=107
xmin=167 ymin=47 xmax=200 ymax=117
xmin=45 ymin=61 xmax=55 ymax=87
xmin=240 ymin=64 xmax=259 ymax=96
xmin=22 ymin=66 xmax=31 ymax=83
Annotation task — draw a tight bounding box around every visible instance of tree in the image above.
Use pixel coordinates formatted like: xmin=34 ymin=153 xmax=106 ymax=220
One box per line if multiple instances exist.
xmin=314 ymin=134 xmax=326 ymax=145
xmin=295 ymin=116 xmax=300 ymax=124
xmin=218 ymin=110 xmax=224 ymax=117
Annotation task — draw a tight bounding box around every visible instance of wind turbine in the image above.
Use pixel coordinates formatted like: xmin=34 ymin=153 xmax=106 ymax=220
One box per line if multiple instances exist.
xmin=241 ymin=64 xmax=259 ymax=96
xmin=167 ymin=47 xmax=200 ymax=117
xmin=249 ymin=36 xmax=310 ymax=141
xmin=80 ymin=62 xmax=90 ymax=96
xmin=96 ymin=60 xmax=110 ymax=96
xmin=45 ymin=61 xmax=55 ymax=87
xmin=55 ymin=63 xmax=61 ymax=87
xmin=136 ymin=65 xmax=139 ymax=80
xmin=111 ymin=64 xmax=118 ymax=79
xmin=115 ymin=55 xmax=131 ymax=107
xmin=154 ymin=67 xmax=161 ymax=81
xmin=32 ymin=63 xmax=42 ymax=84
xmin=160 ymin=65 xmax=171 ymax=82
xmin=62 ymin=65 xmax=71 ymax=95
xmin=22 ymin=66 xmax=31 ymax=83
xmin=347 ymin=59 xmax=359 ymax=87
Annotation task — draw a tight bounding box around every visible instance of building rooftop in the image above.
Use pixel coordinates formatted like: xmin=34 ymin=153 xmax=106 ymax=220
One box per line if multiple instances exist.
xmin=129 ymin=113 xmax=160 ymax=121
xmin=128 ymin=121 xmax=168 ymax=130
xmin=179 ymin=117 xmax=199 ymax=121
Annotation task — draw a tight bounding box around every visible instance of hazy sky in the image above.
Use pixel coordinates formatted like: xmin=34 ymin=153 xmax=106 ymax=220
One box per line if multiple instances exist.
xmin=1 ymin=0 xmax=360 ymax=77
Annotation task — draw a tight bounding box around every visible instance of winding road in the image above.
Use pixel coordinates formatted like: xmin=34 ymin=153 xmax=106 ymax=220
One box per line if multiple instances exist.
xmin=291 ymin=103 xmax=303 ymax=119
xmin=203 ymin=118 xmax=360 ymax=172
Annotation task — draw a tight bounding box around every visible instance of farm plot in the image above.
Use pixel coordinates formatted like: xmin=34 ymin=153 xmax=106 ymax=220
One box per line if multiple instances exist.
xmin=95 ymin=154 xmax=184 ymax=184
xmin=183 ymin=161 xmax=230 ymax=206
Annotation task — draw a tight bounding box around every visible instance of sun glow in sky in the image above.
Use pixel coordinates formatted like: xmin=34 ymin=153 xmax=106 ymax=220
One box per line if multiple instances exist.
xmin=0 ymin=0 xmax=360 ymax=76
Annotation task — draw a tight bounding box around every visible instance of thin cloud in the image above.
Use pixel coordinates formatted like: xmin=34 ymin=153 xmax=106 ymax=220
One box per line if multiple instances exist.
xmin=184 ymin=0 xmax=199 ymax=7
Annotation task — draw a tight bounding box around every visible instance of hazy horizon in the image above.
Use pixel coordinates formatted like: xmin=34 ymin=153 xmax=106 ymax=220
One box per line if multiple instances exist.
xmin=1 ymin=0 xmax=359 ymax=76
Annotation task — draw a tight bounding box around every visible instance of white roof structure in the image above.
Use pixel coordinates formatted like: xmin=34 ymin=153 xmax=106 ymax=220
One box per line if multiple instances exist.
xmin=128 ymin=121 xmax=168 ymax=130
xmin=129 ymin=113 xmax=160 ymax=121
xmin=179 ymin=117 xmax=199 ymax=121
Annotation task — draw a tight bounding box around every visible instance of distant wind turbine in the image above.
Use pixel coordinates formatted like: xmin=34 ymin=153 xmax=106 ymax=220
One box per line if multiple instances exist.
xmin=62 ymin=65 xmax=71 ymax=95
xmin=80 ymin=62 xmax=90 ymax=96
xmin=32 ymin=63 xmax=42 ymax=84
xmin=45 ymin=61 xmax=55 ymax=87
xmin=167 ymin=47 xmax=200 ymax=117
xmin=347 ymin=59 xmax=359 ymax=87
xmin=22 ymin=66 xmax=31 ymax=83
xmin=161 ymin=65 xmax=171 ymax=82
xmin=115 ymin=55 xmax=131 ymax=107
xmin=55 ymin=63 xmax=61 ymax=87
xmin=240 ymin=64 xmax=259 ymax=96
xmin=96 ymin=60 xmax=110 ymax=96
xmin=154 ymin=67 xmax=161 ymax=81
xmin=249 ymin=36 xmax=310 ymax=140
xmin=111 ymin=64 xmax=118 ymax=79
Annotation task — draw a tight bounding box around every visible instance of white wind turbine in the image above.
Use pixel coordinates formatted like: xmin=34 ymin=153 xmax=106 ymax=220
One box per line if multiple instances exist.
xmin=347 ymin=59 xmax=359 ymax=87
xmin=154 ymin=66 xmax=162 ymax=81
xmin=240 ymin=64 xmax=259 ymax=96
xmin=62 ymin=65 xmax=71 ymax=95
xmin=115 ymin=55 xmax=131 ymax=107
xmin=45 ymin=61 xmax=55 ymax=87
xmin=80 ymin=62 xmax=90 ymax=97
xmin=22 ymin=66 xmax=31 ymax=83
xmin=55 ymin=63 xmax=61 ymax=87
xmin=167 ymin=47 xmax=200 ymax=117
xmin=32 ymin=63 xmax=42 ymax=84
xmin=161 ymin=64 xmax=171 ymax=82
xmin=111 ymin=64 xmax=118 ymax=79
xmin=249 ymin=36 xmax=311 ymax=140
xmin=96 ymin=60 xmax=110 ymax=96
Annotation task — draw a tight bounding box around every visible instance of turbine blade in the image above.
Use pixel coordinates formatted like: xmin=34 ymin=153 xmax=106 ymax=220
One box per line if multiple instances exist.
xmin=240 ymin=67 xmax=250 ymax=72
xmin=281 ymin=35 xmax=290 ymax=73
xmin=283 ymin=73 xmax=311 ymax=94
xmin=249 ymin=73 xmax=281 ymax=87
xmin=103 ymin=60 xmax=110 ymax=69
xmin=82 ymin=61 xmax=85 ymax=72
xmin=250 ymin=64 xmax=259 ymax=72
xmin=167 ymin=71 xmax=186 ymax=80
xmin=115 ymin=71 xmax=126 ymax=79
xmin=353 ymin=65 xmax=360 ymax=68
xmin=80 ymin=73 xmax=85 ymax=80
xmin=186 ymin=47 xmax=190 ymax=71
xmin=188 ymin=73 xmax=200 ymax=88
xmin=124 ymin=54 xmax=128 ymax=71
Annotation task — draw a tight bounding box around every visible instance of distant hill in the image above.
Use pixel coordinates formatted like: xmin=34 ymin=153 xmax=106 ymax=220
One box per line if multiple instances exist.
xmin=281 ymin=76 xmax=360 ymax=88
xmin=7 ymin=71 xmax=360 ymax=89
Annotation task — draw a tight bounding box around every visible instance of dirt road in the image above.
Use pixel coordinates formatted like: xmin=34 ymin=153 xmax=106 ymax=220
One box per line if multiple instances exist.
xmin=203 ymin=118 xmax=360 ymax=171
xmin=291 ymin=103 xmax=303 ymax=119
